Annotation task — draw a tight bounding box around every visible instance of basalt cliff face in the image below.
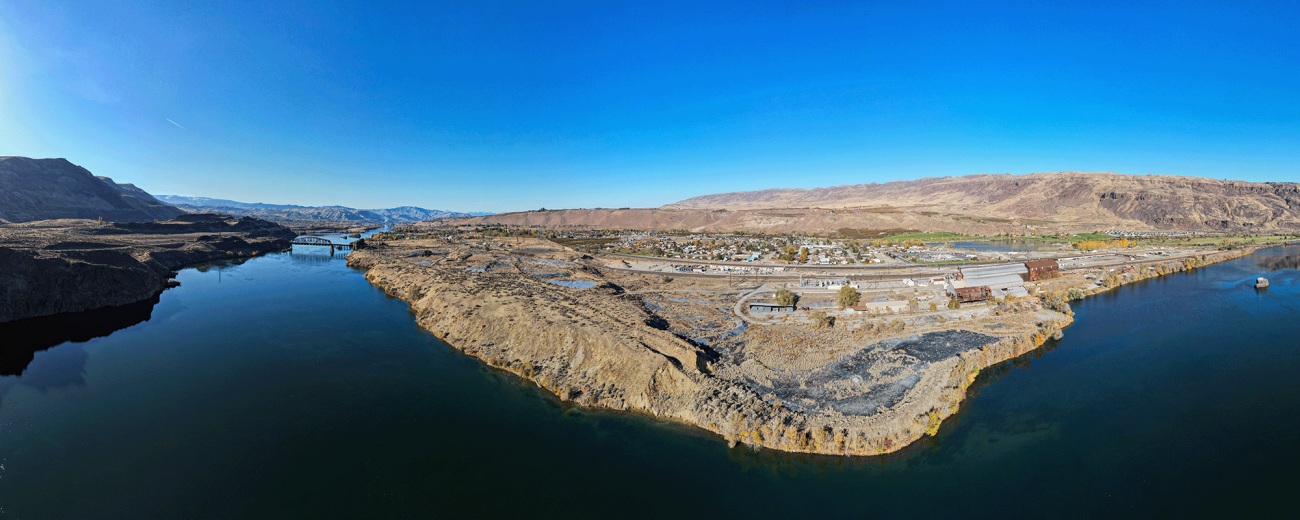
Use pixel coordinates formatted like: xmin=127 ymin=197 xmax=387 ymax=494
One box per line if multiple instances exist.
xmin=0 ymin=215 xmax=295 ymax=323
xmin=0 ymin=157 xmax=184 ymax=223
xmin=666 ymin=172 xmax=1300 ymax=231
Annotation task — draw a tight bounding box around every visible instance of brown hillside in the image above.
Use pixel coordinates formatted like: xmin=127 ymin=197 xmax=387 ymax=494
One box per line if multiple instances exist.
xmin=0 ymin=157 xmax=184 ymax=223
xmin=665 ymin=172 xmax=1300 ymax=231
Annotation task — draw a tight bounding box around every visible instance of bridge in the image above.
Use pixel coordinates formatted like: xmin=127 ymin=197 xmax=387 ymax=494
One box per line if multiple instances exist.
xmin=291 ymin=235 xmax=362 ymax=252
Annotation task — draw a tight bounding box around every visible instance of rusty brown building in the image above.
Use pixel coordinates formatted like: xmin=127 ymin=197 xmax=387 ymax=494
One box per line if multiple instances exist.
xmin=954 ymin=285 xmax=991 ymax=302
xmin=1024 ymin=259 xmax=1060 ymax=281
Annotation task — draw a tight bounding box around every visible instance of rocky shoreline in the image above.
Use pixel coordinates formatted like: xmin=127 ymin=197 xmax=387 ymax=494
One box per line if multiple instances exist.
xmin=0 ymin=214 xmax=295 ymax=323
xmin=347 ymin=244 xmax=1080 ymax=456
xmin=346 ymin=239 xmax=1266 ymax=456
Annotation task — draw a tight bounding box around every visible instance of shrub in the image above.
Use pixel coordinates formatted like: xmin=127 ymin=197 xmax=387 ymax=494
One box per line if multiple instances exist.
xmin=947 ymin=299 xmax=961 ymax=310
xmin=926 ymin=410 xmax=941 ymax=436
xmin=929 ymin=301 xmax=938 ymax=312
xmin=812 ymin=311 xmax=834 ymax=329
xmin=1103 ymin=273 xmax=1122 ymax=287
xmin=1039 ymin=290 xmax=1072 ymax=314
xmin=775 ymin=288 xmax=798 ymax=306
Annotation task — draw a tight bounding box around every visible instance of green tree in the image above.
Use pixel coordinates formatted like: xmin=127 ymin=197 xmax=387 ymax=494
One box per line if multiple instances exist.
xmin=775 ymin=289 xmax=798 ymax=307
xmin=947 ymin=299 xmax=961 ymax=310
xmin=837 ymin=285 xmax=861 ymax=309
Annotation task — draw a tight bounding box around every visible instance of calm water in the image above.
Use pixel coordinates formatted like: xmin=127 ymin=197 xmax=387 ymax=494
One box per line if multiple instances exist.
xmin=1 ymin=245 xmax=1297 ymax=518
xmin=941 ymin=239 xmax=1061 ymax=252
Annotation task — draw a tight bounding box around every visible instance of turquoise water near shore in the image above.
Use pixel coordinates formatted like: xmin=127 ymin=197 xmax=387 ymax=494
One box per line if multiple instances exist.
xmin=1 ymin=245 xmax=1297 ymax=518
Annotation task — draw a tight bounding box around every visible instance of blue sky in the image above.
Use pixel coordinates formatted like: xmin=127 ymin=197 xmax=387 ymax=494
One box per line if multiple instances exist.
xmin=2 ymin=1 xmax=1297 ymax=212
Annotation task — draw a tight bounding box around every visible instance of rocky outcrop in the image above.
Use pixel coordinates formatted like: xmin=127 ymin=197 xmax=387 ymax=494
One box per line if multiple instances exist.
xmin=0 ymin=215 xmax=295 ymax=322
xmin=0 ymin=157 xmax=184 ymax=223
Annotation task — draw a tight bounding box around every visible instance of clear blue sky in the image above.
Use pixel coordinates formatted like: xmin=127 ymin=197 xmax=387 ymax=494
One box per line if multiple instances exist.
xmin=2 ymin=1 xmax=1297 ymax=212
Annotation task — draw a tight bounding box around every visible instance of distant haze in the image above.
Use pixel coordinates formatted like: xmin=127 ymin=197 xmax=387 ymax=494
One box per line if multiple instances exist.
xmin=156 ymin=195 xmax=491 ymax=223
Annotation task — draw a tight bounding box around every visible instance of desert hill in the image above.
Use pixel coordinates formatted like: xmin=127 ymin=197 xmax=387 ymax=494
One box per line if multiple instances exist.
xmin=157 ymin=195 xmax=487 ymax=223
xmin=445 ymin=207 xmax=1043 ymax=235
xmin=447 ymin=171 xmax=1300 ymax=234
xmin=0 ymin=157 xmax=184 ymax=223
xmin=665 ymin=172 xmax=1300 ymax=231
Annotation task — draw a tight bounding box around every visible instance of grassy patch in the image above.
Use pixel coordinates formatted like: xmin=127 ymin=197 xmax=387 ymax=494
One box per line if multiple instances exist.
xmin=836 ymin=228 xmax=921 ymax=239
xmin=552 ymin=237 xmax=618 ymax=249
xmin=886 ymin=231 xmax=970 ymax=241
xmin=1023 ymin=233 xmax=1115 ymax=241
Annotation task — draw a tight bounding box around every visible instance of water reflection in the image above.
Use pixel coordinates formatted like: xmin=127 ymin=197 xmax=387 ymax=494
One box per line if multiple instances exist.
xmin=290 ymin=247 xmax=346 ymax=264
xmin=0 ymin=293 xmax=163 ymax=412
xmin=192 ymin=256 xmax=252 ymax=272
xmin=1258 ymin=255 xmax=1300 ymax=271
xmin=939 ymin=240 xmax=1060 ymax=252
xmin=0 ymin=293 xmax=161 ymax=377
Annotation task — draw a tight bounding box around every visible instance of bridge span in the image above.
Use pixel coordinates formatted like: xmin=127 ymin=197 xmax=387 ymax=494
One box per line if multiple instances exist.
xmin=291 ymin=235 xmax=362 ymax=252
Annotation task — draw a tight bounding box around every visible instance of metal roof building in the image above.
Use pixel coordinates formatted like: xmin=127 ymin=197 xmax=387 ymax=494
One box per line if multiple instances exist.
xmin=967 ymin=273 xmax=1027 ymax=290
xmin=960 ymin=264 xmax=1029 ymax=279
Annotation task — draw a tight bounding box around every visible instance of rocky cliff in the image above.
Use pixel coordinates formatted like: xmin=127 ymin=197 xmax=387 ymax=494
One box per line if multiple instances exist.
xmin=0 ymin=214 xmax=295 ymax=322
xmin=0 ymin=157 xmax=184 ymax=223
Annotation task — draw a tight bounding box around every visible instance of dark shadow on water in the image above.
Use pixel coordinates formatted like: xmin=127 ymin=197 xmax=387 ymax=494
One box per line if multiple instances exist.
xmin=965 ymin=336 xmax=1064 ymax=400
xmin=0 ymin=292 xmax=162 ymax=377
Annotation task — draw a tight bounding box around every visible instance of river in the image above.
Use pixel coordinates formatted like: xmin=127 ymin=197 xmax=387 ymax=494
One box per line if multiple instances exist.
xmin=0 ymin=245 xmax=1296 ymax=518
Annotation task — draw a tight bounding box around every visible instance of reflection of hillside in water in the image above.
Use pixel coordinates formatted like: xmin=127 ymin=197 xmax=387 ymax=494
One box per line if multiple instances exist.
xmin=0 ymin=293 xmax=161 ymax=377
xmin=0 ymin=293 xmax=162 ymax=412
xmin=1258 ymin=255 xmax=1300 ymax=271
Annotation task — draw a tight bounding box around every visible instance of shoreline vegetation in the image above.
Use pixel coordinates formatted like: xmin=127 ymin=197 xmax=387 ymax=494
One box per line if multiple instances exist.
xmin=347 ymin=238 xmax=1264 ymax=456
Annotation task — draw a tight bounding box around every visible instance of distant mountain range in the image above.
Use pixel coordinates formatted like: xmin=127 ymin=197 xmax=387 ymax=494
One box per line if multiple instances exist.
xmin=0 ymin=157 xmax=184 ymax=223
xmin=156 ymin=195 xmax=491 ymax=223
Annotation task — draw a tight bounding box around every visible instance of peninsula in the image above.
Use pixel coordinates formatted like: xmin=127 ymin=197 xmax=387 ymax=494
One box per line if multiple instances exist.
xmin=344 ymin=205 xmax=1274 ymax=454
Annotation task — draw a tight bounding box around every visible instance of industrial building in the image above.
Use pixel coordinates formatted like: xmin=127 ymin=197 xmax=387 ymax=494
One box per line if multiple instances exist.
xmin=1024 ymin=259 xmax=1060 ymax=281
xmin=948 ymin=262 xmax=1034 ymax=301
